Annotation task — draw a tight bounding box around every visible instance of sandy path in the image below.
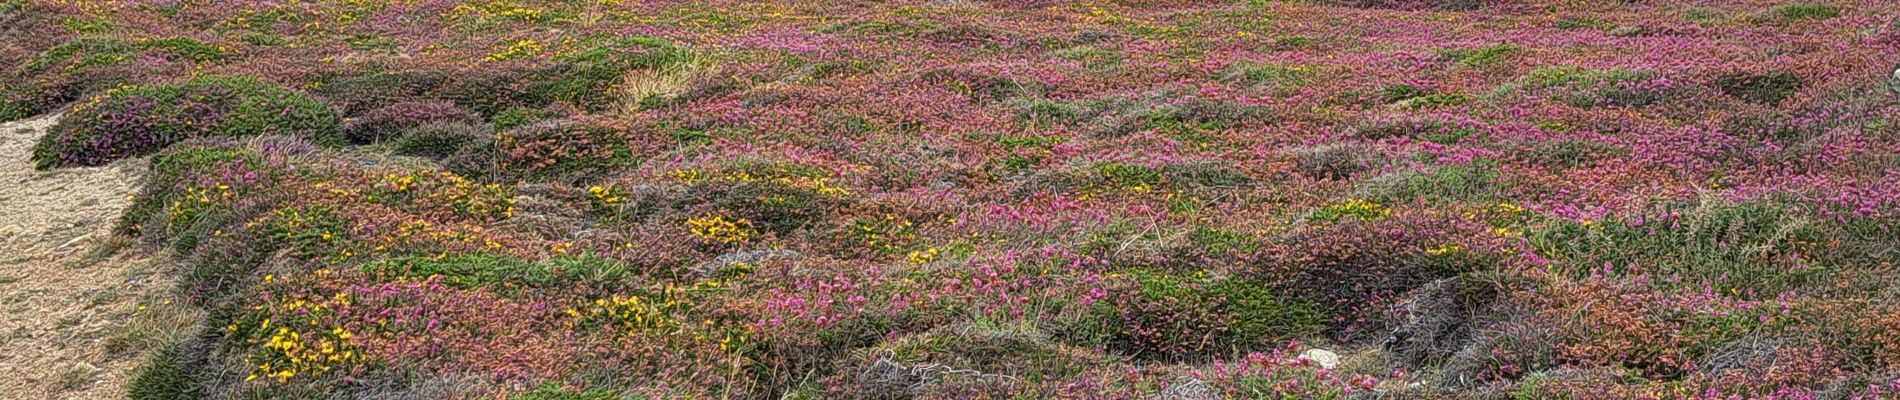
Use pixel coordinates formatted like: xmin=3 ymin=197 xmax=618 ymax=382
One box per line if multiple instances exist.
xmin=0 ymin=115 xmax=148 ymax=399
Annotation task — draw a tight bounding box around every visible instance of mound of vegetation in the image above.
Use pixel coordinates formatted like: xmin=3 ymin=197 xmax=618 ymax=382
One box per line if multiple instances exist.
xmin=4 ymin=0 xmax=1893 ymax=399
xmin=31 ymin=76 xmax=338 ymax=169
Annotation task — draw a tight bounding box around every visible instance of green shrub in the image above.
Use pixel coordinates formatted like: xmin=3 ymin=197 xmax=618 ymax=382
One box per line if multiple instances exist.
xmin=518 ymin=385 xmax=624 ymax=400
xmin=1775 ymin=3 xmax=1840 ymax=20
xmin=1094 ymin=163 xmax=1162 ymax=191
xmin=0 ymin=98 xmax=33 ymax=122
xmin=1099 ymin=270 xmax=1325 ymax=360
xmin=1441 ymin=43 xmax=1522 ymax=67
xmin=117 ymin=145 xmax=256 ymax=235
xmin=528 ymin=36 xmax=694 ymax=111
xmin=1528 ymin=199 xmax=1836 ymax=295
xmin=391 ymin=121 xmax=488 ymax=159
xmin=1523 ymin=66 xmax=1674 ymax=108
xmin=31 ymin=76 xmax=340 ymax=169
xmin=698 ymin=179 xmax=841 ymax=235
xmin=139 ymin=37 xmax=225 ymax=62
xmin=1362 ymin=159 xmax=1501 ymax=204
xmin=1526 ymin=139 xmax=1626 ymax=168
xmin=128 ymin=348 xmax=202 ymax=400
xmin=20 ymin=37 xmax=137 ymax=76
xmin=1380 ymin=83 xmax=1432 ymax=104
xmin=1714 ymin=71 xmax=1803 ymax=104
xmin=1353 ymin=117 xmax=1479 ymax=144
xmin=1221 ymin=62 xmax=1307 ymax=88
xmin=0 ymin=36 xmax=224 ymax=123
xmin=1555 ymin=17 xmax=1615 ymax=31
xmin=490 ymin=106 xmax=556 ymax=131
xmin=0 ymin=37 xmax=139 ymax=122
xmin=1393 ymin=92 xmax=1470 ymax=109
xmin=360 ymin=254 xmax=641 ymax=295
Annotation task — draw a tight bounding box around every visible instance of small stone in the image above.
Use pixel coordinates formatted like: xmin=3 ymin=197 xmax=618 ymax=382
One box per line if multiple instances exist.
xmin=1298 ymin=348 xmax=1341 ymax=369
xmin=1890 ymin=66 xmax=1900 ymax=93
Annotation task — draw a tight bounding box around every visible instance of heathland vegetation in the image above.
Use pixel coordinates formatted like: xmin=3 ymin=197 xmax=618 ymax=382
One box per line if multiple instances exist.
xmin=3 ymin=0 xmax=1899 ymax=398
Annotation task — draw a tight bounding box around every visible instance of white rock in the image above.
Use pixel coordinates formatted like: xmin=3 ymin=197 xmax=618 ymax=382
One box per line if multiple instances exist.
xmin=1298 ymin=348 xmax=1340 ymax=369
xmin=1891 ymin=67 xmax=1900 ymax=93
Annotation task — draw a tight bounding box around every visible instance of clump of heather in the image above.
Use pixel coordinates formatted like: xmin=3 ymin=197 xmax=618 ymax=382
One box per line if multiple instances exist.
xmin=341 ymin=100 xmax=477 ymax=144
xmin=0 ymin=35 xmax=217 ymax=123
xmin=15 ymin=0 xmax=1893 ymax=398
xmin=32 ymin=76 xmax=339 ymax=169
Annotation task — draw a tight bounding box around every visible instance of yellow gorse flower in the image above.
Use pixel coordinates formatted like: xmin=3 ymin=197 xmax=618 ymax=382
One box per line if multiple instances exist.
xmin=687 ymin=215 xmax=756 ymax=244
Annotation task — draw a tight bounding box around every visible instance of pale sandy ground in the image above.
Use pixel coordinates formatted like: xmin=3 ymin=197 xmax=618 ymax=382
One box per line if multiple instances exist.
xmin=0 ymin=114 xmax=149 ymax=399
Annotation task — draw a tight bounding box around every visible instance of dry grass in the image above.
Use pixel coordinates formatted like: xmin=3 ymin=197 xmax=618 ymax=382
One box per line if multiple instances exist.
xmin=608 ymin=53 xmax=708 ymax=117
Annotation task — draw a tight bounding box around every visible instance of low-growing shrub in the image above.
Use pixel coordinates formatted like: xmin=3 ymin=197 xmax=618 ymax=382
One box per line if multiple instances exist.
xmin=390 ymin=121 xmax=489 ymax=160
xmin=311 ymin=69 xmax=453 ymax=116
xmin=1291 ymin=143 xmax=1377 ymax=180
xmin=1527 ymin=198 xmax=1836 ymax=295
xmin=527 ymin=36 xmax=695 ymax=112
xmin=1250 ymin=213 xmax=1512 ymax=336
xmin=690 ymin=178 xmax=845 ymax=237
xmin=1352 ymin=116 xmax=1483 ymax=144
xmin=1523 ymin=66 xmax=1680 ymax=108
xmin=0 ymin=35 xmax=232 ymax=123
xmin=491 ymin=118 xmax=654 ymax=182
xmin=1096 ymin=270 xmax=1325 ymax=360
xmin=137 ymin=37 xmax=225 ymax=63
xmin=1331 ymin=0 xmax=1498 ymax=11
xmin=128 ymin=347 xmax=203 ymax=400
xmin=1774 ymin=3 xmax=1840 ymax=21
xmin=342 ymin=100 xmax=476 ymax=144
xmin=117 ymin=144 xmax=263 ymax=236
xmin=1220 ymin=62 xmax=1307 ymax=90
xmin=1440 ymin=43 xmax=1523 ymax=68
xmin=32 ymin=76 xmax=340 ymax=169
xmin=1379 ymin=83 xmax=1433 ymax=104
xmin=360 ymin=254 xmax=643 ymax=295
xmin=1367 ymin=160 xmax=1503 ymax=204
xmin=0 ymin=37 xmax=139 ymax=122
xmin=1714 ymin=71 xmax=1803 ymax=104
xmin=1524 ymin=139 xmax=1626 ymax=169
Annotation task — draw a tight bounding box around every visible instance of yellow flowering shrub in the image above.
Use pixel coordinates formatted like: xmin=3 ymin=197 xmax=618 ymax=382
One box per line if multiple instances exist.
xmin=687 ymin=215 xmax=755 ymax=244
